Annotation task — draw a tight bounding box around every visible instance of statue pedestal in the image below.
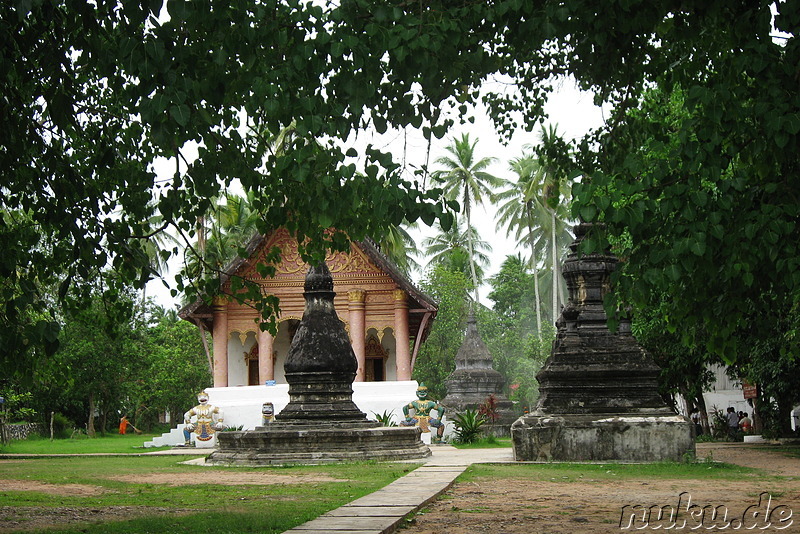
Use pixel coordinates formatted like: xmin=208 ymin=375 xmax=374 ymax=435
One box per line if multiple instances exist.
xmin=512 ymin=413 xmax=693 ymax=462
xmin=192 ymin=435 xmax=217 ymax=448
xmin=208 ymin=424 xmax=429 ymax=465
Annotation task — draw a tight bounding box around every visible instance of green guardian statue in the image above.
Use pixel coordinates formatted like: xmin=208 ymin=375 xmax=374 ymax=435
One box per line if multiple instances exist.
xmin=401 ymin=383 xmax=445 ymax=443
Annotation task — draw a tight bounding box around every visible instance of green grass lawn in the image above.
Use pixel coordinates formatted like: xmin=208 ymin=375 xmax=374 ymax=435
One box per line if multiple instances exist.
xmin=3 ymin=435 xmax=795 ymax=533
xmin=461 ymin=458 xmax=761 ymax=483
xmin=450 ymin=436 xmax=512 ymax=449
xmin=0 ymin=433 xmax=171 ymax=454
xmin=0 ymin=455 xmax=418 ymax=533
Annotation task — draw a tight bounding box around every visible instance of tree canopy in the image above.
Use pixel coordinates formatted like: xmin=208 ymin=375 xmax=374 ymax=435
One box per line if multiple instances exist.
xmin=2 ymin=0 xmax=454 ymax=374
xmin=5 ymin=0 xmax=798 ymax=375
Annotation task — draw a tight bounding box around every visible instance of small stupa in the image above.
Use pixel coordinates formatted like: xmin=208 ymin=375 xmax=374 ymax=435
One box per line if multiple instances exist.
xmin=207 ymin=262 xmax=430 ymax=465
xmin=441 ymin=312 xmax=516 ymax=434
xmin=511 ymin=223 xmax=694 ymax=461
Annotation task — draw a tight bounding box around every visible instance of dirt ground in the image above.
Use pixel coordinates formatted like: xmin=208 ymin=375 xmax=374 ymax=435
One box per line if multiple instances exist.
xmin=403 ymin=443 xmax=800 ymax=533
xmin=1 ymin=444 xmax=799 ymax=533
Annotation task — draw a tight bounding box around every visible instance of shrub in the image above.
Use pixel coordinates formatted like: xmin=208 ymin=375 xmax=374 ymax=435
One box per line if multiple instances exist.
xmin=51 ymin=413 xmax=73 ymax=439
xmin=372 ymin=410 xmax=398 ymax=427
xmin=452 ymin=409 xmax=486 ymax=444
xmin=478 ymin=394 xmax=500 ymax=424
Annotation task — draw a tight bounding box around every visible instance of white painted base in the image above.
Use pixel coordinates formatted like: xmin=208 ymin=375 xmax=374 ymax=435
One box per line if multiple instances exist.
xmin=146 ymin=381 xmax=431 ymax=447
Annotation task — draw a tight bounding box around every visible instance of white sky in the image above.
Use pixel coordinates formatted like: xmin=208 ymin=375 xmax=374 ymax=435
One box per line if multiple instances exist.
xmin=146 ymin=79 xmax=607 ymax=309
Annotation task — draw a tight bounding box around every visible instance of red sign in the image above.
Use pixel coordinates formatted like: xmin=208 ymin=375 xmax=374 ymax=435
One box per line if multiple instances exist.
xmin=742 ymin=381 xmax=757 ymax=399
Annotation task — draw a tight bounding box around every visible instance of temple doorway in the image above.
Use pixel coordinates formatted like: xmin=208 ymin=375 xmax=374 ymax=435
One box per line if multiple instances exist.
xmin=364 ymin=334 xmax=387 ymax=382
xmin=246 ymin=344 xmax=260 ymax=386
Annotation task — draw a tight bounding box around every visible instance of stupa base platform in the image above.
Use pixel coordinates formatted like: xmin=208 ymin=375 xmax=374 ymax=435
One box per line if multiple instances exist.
xmin=207 ymin=424 xmax=431 ymax=466
xmin=511 ymin=413 xmax=694 ymax=462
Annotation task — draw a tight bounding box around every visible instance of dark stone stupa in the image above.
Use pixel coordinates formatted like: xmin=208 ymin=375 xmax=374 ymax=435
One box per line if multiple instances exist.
xmin=276 ymin=263 xmax=373 ymax=425
xmin=511 ymin=223 xmax=694 ymax=461
xmin=207 ymin=263 xmax=430 ymax=465
xmin=441 ymin=313 xmax=516 ymax=434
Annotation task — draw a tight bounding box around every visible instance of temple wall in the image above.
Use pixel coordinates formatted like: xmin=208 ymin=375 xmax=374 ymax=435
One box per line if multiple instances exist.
xmin=206 ymin=381 xmax=422 ymax=430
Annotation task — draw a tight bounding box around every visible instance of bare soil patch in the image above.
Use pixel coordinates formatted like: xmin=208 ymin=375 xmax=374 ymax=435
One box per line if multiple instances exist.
xmin=0 ymin=479 xmax=105 ymax=497
xmin=403 ymin=444 xmax=800 ymax=534
xmin=106 ymin=471 xmax=346 ymax=486
xmin=0 ymin=506 xmax=194 ymax=532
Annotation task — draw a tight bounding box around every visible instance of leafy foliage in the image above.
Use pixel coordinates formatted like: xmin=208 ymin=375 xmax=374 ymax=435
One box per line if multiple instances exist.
xmin=4 ymin=298 xmax=210 ymax=435
xmin=8 ymin=0 xmax=798 ymax=396
xmin=431 ymin=134 xmax=502 ymax=301
xmin=2 ymin=0 xmax=456 ymax=377
xmin=130 ymin=307 xmax=212 ymax=428
xmin=477 ymin=394 xmax=500 ymax=424
xmin=413 ymin=266 xmax=471 ymax=399
xmin=421 ymin=221 xmax=491 ymax=290
xmin=452 ymin=408 xmax=486 ymax=444
xmin=633 ymin=301 xmax=717 ymax=430
xmin=484 ymin=256 xmax=554 ymax=410
xmin=372 ymin=410 xmax=398 ymax=427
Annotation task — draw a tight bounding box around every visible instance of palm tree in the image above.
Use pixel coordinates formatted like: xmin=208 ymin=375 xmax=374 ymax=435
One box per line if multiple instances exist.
xmin=495 ymin=155 xmax=546 ymax=338
xmin=374 ymin=221 xmax=422 ymax=278
xmin=422 ymin=221 xmax=492 ymax=291
xmin=185 ymin=191 xmax=260 ymax=280
xmin=536 ymin=124 xmax=574 ymax=323
xmin=431 ymin=133 xmax=502 ymax=303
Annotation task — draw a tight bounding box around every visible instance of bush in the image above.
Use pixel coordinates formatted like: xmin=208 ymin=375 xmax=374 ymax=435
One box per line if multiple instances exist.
xmin=452 ymin=409 xmax=486 ymax=444
xmin=51 ymin=413 xmax=73 ymax=439
xmin=372 ymin=410 xmax=397 ymax=427
xmin=478 ymin=394 xmax=500 ymax=424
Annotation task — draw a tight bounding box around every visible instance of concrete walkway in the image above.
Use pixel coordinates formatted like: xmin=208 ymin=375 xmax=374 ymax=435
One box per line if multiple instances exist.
xmin=284 ymin=445 xmax=515 ymax=534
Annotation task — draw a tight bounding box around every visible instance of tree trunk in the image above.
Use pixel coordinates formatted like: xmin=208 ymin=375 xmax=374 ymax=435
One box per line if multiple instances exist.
xmin=464 ymin=196 xmax=480 ymax=305
xmin=50 ymin=411 xmax=54 ymax=441
xmin=87 ymin=393 xmax=96 ymax=438
xmin=778 ymin=398 xmax=793 ymax=437
xmin=526 ymin=205 xmax=542 ymax=340
xmin=695 ymin=388 xmax=711 ymax=434
xmin=100 ymin=408 xmax=107 ymax=437
xmin=551 ymin=210 xmax=558 ymax=324
xmin=696 ymin=389 xmax=711 ymax=434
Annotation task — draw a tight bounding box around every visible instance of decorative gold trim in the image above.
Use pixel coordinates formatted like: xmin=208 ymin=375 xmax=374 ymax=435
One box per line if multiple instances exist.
xmin=348 ymin=289 xmax=367 ymax=303
xmin=230 ymin=330 xmax=256 ymax=345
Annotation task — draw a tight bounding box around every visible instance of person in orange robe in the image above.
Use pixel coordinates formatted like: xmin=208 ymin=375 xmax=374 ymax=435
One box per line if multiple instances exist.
xmin=119 ymin=415 xmax=130 ymax=435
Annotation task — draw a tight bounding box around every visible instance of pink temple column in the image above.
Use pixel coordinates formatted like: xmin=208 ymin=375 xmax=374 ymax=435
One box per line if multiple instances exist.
xmin=258 ymin=328 xmax=275 ymax=383
xmin=212 ymin=297 xmax=229 ymax=387
xmin=348 ymin=289 xmax=367 ymax=381
xmin=393 ymin=289 xmax=411 ymax=381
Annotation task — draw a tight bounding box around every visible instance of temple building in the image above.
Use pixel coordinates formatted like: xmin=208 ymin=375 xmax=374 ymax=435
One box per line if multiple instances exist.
xmin=179 ymin=228 xmax=438 ymax=388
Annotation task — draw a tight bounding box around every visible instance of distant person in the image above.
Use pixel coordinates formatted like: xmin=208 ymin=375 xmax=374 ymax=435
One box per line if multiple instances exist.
xmin=119 ymin=415 xmax=130 ymax=435
xmin=726 ymin=407 xmax=740 ymax=440
xmin=739 ymin=412 xmax=752 ymax=433
xmin=690 ymin=408 xmax=703 ymax=436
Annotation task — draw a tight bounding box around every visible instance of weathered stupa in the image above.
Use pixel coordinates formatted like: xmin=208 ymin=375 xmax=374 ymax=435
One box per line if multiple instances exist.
xmin=207 ymin=262 xmax=430 ymax=465
xmin=511 ymin=223 xmax=694 ymax=461
xmin=441 ymin=312 xmax=516 ymax=434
